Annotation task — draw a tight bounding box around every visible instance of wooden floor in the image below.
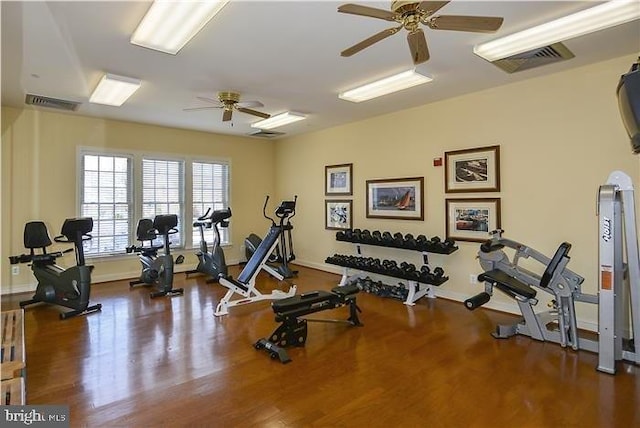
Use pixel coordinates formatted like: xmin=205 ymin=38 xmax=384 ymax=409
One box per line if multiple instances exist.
xmin=2 ymin=265 xmax=638 ymax=427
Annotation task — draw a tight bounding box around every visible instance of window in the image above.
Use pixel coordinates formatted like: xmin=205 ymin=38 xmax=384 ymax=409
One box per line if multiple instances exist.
xmin=142 ymin=158 xmax=184 ymax=246
xmin=80 ymin=154 xmax=132 ymax=255
xmin=192 ymin=161 xmax=230 ymax=245
xmin=79 ymin=149 xmax=229 ymax=257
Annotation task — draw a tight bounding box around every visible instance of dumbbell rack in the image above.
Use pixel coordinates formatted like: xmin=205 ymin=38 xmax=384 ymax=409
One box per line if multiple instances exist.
xmin=327 ymin=233 xmax=457 ymax=306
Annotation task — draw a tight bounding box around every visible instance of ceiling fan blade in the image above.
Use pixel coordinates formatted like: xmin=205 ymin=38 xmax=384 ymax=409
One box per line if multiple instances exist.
xmin=196 ymin=96 xmax=222 ymax=106
xmin=418 ymin=1 xmax=450 ymax=15
xmin=428 ymin=15 xmax=504 ymax=33
xmin=237 ymin=107 xmax=270 ymax=119
xmin=222 ymin=109 xmax=233 ymax=122
xmin=407 ymin=29 xmax=429 ymax=65
xmin=341 ymin=25 xmax=403 ymax=57
xmin=183 ymin=106 xmax=219 ymax=112
xmin=337 ymin=3 xmax=395 ymax=21
xmin=237 ymin=100 xmax=264 ymax=108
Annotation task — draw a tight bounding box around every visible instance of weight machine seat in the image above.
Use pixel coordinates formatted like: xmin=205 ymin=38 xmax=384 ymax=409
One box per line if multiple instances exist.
xmin=60 ymin=217 xmax=93 ymax=241
xmin=24 ymin=222 xmax=52 ymax=249
xmin=478 ymin=269 xmax=537 ymax=300
xmin=153 ymin=214 xmax=178 ymax=235
xmin=210 ymin=208 xmax=232 ymax=224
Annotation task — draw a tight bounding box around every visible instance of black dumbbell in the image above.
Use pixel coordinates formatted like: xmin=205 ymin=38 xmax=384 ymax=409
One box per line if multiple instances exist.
xmin=403 ymin=233 xmax=417 ymax=250
xmin=336 ymin=231 xmax=346 ymax=241
xmin=433 ymin=267 xmax=445 ymax=278
xmin=382 ymin=231 xmax=394 ymax=246
xmin=393 ymin=233 xmax=405 ymax=248
xmin=371 ymin=230 xmax=383 ymax=245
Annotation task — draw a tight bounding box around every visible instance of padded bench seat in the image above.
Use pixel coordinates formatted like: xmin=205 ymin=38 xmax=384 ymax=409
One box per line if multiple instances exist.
xmin=478 ymin=269 xmax=537 ymax=300
xmin=272 ymin=284 xmax=359 ymax=313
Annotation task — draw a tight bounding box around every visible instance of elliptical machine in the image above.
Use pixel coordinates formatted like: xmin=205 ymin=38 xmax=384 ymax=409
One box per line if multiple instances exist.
xmin=127 ymin=214 xmax=184 ymax=298
xmin=10 ymin=217 xmax=102 ymax=320
xmin=244 ymin=196 xmax=297 ymax=279
xmin=185 ymin=207 xmax=231 ymax=282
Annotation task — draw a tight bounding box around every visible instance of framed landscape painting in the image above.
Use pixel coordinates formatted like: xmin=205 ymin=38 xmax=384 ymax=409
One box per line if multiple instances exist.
xmin=444 ymin=145 xmax=500 ymax=193
xmin=366 ymin=177 xmax=424 ymax=220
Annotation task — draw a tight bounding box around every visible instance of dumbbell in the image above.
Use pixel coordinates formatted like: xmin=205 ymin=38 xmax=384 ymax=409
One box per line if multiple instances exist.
xmin=400 ymin=261 xmax=416 ymax=274
xmin=351 ymin=228 xmax=362 ymax=243
xmin=415 ymin=235 xmax=429 ymax=251
xmin=381 ymin=231 xmax=394 ymax=246
xmin=403 ymin=233 xmax=417 ymax=250
xmin=360 ymin=229 xmax=373 ymax=244
xmin=418 ymin=265 xmax=432 ymax=283
xmin=442 ymin=238 xmax=457 ymax=250
xmin=433 ymin=267 xmax=445 ymax=278
xmin=393 ymin=232 xmax=405 ymax=248
xmin=336 ymin=231 xmax=346 ymax=241
xmin=371 ymin=230 xmax=383 ymax=245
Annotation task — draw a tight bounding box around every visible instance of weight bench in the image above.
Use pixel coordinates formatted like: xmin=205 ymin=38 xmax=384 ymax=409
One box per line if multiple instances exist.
xmin=254 ymin=283 xmax=363 ymax=363
xmin=216 ymin=225 xmax=296 ymax=316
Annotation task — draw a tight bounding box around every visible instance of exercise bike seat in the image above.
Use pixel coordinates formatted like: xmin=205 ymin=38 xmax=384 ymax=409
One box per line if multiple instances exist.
xmin=478 ymin=270 xmax=537 ymax=300
xmin=153 ymin=214 xmax=178 ymax=235
xmin=136 ymin=218 xmax=157 ymax=241
xmin=24 ymin=221 xmax=52 ymax=249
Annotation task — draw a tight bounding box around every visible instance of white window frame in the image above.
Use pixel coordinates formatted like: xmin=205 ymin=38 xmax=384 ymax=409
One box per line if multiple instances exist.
xmin=77 ymin=147 xmax=232 ymax=258
xmin=192 ymin=159 xmax=231 ymax=247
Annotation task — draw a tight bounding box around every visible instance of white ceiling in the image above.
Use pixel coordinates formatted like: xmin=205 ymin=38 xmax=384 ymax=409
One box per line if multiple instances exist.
xmin=2 ymin=1 xmax=639 ymax=139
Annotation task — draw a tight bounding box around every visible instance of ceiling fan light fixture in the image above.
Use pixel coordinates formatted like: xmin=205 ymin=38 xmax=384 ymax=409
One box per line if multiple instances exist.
xmin=131 ymin=0 xmax=230 ymax=55
xmin=89 ymin=73 xmax=141 ymax=106
xmin=251 ymin=112 xmax=306 ymax=130
xmin=474 ymin=0 xmax=640 ymax=62
xmin=338 ymin=69 xmax=432 ymax=103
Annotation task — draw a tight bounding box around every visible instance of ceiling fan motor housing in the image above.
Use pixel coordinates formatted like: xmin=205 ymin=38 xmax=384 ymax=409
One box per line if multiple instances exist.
xmin=218 ymin=91 xmax=240 ymax=105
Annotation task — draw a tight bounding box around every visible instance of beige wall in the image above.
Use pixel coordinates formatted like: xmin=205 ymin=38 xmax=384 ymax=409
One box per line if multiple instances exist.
xmin=275 ymin=54 xmax=640 ymax=329
xmin=1 ymin=107 xmax=276 ymax=293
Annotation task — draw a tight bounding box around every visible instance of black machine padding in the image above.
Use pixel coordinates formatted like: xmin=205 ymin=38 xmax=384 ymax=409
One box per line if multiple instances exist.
xmin=24 ymin=221 xmax=52 ymax=249
xmin=272 ymin=284 xmax=360 ymax=314
xmin=480 ymin=240 xmax=505 ymax=253
xmin=478 ymin=269 xmax=537 ymax=300
xmin=540 ymin=242 xmax=571 ymax=288
xmin=136 ymin=218 xmax=156 ymax=241
xmin=237 ymin=226 xmax=281 ymax=284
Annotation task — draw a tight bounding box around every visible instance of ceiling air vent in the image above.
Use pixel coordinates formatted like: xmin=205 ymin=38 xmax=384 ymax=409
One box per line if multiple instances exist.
xmin=25 ymin=94 xmax=80 ymax=111
xmin=490 ymin=42 xmax=575 ymax=74
xmin=248 ymin=130 xmax=285 ymax=139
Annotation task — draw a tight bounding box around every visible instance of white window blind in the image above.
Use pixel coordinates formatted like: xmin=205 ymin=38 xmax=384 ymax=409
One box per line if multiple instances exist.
xmin=142 ymin=158 xmax=184 ymax=246
xmin=81 ymin=154 xmax=132 ymax=255
xmin=192 ymin=161 xmax=230 ymax=245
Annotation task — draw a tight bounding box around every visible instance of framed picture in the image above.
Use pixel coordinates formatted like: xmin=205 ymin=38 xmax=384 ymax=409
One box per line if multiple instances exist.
xmin=366 ymin=177 xmax=424 ymax=220
xmin=444 ymin=145 xmax=500 ymax=193
xmin=446 ymin=198 xmax=501 ymax=242
xmin=325 ymin=200 xmax=353 ymax=230
xmin=325 ymin=163 xmax=353 ymax=196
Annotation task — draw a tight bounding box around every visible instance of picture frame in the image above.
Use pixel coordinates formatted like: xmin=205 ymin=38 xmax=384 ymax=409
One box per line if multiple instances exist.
xmin=325 ymin=200 xmax=353 ymax=230
xmin=366 ymin=177 xmax=424 ymax=220
xmin=445 ymin=198 xmax=501 ymax=243
xmin=444 ymin=145 xmax=500 ymax=193
xmin=325 ymin=163 xmax=353 ymax=196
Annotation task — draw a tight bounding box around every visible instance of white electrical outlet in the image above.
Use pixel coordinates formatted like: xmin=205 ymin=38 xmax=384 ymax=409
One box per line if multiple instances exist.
xmin=470 ymin=274 xmax=477 ymax=284
xmin=11 ymin=266 xmax=19 ymax=276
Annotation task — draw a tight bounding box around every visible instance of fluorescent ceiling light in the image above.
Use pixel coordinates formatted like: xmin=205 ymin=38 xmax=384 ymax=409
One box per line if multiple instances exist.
xmin=338 ymin=69 xmax=433 ymax=103
xmin=89 ymin=74 xmax=141 ymax=106
xmin=251 ymin=112 xmax=306 ymax=129
xmin=474 ymin=0 xmax=640 ymax=62
xmin=131 ymin=0 xmax=230 ymax=55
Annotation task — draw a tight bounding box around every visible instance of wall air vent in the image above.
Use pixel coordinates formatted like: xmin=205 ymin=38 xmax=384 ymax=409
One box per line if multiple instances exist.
xmin=25 ymin=94 xmax=80 ymax=111
xmin=490 ymin=42 xmax=575 ymax=74
xmin=247 ymin=130 xmax=285 ymax=139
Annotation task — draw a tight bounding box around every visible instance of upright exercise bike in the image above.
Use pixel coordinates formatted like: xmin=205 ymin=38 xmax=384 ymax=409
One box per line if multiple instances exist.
xmin=10 ymin=217 xmax=102 ymax=320
xmin=185 ymin=207 xmax=231 ymax=282
xmin=127 ymin=214 xmax=184 ymax=298
xmin=244 ymin=196 xmax=297 ymax=279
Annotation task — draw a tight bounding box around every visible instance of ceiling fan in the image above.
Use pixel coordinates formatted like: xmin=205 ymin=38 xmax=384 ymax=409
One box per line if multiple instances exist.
xmin=338 ymin=1 xmax=504 ymax=65
xmin=184 ymin=91 xmax=270 ymax=122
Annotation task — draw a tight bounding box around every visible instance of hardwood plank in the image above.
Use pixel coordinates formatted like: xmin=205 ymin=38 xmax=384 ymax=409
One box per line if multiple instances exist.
xmin=1 ymin=265 xmax=638 ymax=427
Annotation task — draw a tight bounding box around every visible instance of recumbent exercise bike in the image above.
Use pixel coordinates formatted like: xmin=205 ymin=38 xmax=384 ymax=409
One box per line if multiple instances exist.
xmin=185 ymin=207 xmax=231 ymax=282
xmin=127 ymin=214 xmax=184 ymax=298
xmin=10 ymin=217 xmax=102 ymax=320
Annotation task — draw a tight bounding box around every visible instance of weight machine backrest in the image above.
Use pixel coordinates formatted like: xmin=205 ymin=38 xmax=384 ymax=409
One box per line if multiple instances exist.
xmin=540 ymin=242 xmax=572 ymax=288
